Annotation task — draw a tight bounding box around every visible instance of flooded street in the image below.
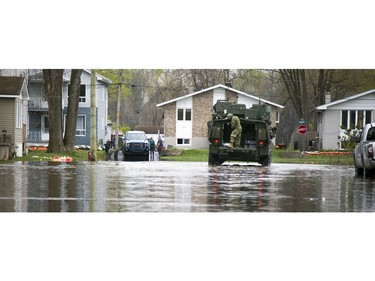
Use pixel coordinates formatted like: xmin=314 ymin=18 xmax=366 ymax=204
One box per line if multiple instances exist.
xmin=1 ymin=160 xmax=374 ymax=212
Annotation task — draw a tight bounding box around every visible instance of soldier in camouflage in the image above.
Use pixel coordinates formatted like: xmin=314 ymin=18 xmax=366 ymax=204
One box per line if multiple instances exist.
xmin=226 ymin=113 xmax=242 ymax=148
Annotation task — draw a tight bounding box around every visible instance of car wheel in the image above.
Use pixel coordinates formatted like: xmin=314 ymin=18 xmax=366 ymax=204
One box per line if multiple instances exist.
xmin=354 ymin=155 xmax=364 ymax=176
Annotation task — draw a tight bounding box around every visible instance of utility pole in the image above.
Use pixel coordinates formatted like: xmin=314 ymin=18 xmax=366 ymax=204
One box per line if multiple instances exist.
xmin=90 ymin=69 xmax=97 ymax=161
xmin=115 ymin=69 xmax=123 ymax=155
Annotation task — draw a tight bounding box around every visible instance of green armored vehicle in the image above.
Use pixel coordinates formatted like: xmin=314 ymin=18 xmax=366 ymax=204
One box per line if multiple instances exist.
xmin=207 ymin=100 xmax=276 ymax=166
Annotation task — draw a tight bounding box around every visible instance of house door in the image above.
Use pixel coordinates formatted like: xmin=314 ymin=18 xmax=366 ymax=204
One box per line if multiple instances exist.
xmin=41 ymin=114 xmax=49 ymax=141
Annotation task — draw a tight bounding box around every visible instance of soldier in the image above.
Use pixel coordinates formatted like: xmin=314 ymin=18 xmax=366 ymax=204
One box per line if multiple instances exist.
xmin=226 ymin=113 xmax=242 ymax=148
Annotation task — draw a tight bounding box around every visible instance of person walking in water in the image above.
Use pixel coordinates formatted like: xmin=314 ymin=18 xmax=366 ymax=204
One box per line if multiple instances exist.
xmin=157 ymin=137 xmax=163 ymax=160
xmin=149 ymin=137 xmax=155 ymax=160
xmin=225 ymin=113 xmax=242 ymax=148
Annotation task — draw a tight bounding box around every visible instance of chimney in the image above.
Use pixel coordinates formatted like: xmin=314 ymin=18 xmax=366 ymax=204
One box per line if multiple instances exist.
xmin=225 ymin=82 xmax=232 ymax=88
xmin=325 ymin=92 xmax=331 ymax=104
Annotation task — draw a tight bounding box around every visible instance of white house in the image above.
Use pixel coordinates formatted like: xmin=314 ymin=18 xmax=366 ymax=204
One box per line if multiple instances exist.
xmin=316 ymin=90 xmax=375 ymax=150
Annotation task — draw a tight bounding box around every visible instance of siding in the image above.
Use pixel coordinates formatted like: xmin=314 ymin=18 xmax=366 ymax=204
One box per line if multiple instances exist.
xmin=213 ymin=88 xmax=225 ymax=104
xmin=322 ymin=110 xmax=340 ymax=150
xmin=74 ymin=107 xmax=91 ymax=146
xmin=0 ymin=98 xmax=15 ymax=139
xmin=176 ymin=97 xmax=192 ymax=141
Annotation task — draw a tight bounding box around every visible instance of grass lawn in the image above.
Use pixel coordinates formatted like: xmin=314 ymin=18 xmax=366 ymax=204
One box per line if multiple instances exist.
xmin=272 ymin=149 xmax=353 ymax=166
xmin=11 ymin=149 xmax=107 ymax=162
xmin=162 ymin=149 xmax=209 ymax=162
xmin=162 ymin=149 xmax=354 ymax=166
xmin=6 ymin=148 xmax=354 ymax=166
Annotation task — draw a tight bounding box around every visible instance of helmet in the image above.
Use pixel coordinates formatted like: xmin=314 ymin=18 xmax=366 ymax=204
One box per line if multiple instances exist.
xmin=227 ymin=113 xmax=233 ymax=119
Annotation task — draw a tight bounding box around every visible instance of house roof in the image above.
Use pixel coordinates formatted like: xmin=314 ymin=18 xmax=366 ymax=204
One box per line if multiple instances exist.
xmin=27 ymin=69 xmax=112 ymax=85
xmin=0 ymin=76 xmax=28 ymax=99
xmin=83 ymin=69 xmax=112 ymax=85
xmin=156 ymin=84 xmax=284 ymax=109
xmin=316 ymin=89 xmax=375 ymax=110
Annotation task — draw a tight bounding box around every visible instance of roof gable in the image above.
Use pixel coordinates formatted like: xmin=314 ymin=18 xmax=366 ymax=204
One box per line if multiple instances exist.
xmin=82 ymin=69 xmax=112 ymax=85
xmin=316 ymin=89 xmax=375 ymax=110
xmin=0 ymin=76 xmax=29 ymax=99
xmin=156 ymin=84 xmax=284 ymax=108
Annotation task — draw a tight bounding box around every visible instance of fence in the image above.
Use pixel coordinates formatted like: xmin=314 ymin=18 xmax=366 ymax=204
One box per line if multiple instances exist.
xmin=0 ymin=135 xmax=13 ymax=160
xmin=289 ymin=131 xmax=318 ymax=151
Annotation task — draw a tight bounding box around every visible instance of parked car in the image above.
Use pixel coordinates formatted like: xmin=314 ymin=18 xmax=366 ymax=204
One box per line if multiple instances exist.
xmin=353 ymin=123 xmax=375 ymax=175
xmin=122 ymin=131 xmax=149 ymax=161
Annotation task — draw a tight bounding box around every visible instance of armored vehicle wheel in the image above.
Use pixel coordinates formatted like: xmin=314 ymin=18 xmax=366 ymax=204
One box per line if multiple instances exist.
xmin=259 ymin=154 xmax=272 ymax=167
xmin=208 ymin=154 xmax=223 ymax=166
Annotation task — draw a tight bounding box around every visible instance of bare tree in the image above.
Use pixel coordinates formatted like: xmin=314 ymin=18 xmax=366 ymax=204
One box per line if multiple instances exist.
xmin=278 ymin=69 xmax=310 ymax=121
xmin=64 ymin=69 xmax=83 ymax=151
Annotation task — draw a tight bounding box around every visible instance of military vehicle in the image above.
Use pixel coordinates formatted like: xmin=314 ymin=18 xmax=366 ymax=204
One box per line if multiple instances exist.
xmin=207 ymin=100 xmax=276 ymax=166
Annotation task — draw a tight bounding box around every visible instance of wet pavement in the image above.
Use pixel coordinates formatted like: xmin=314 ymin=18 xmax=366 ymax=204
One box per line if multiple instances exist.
xmin=1 ymin=160 xmax=374 ymax=212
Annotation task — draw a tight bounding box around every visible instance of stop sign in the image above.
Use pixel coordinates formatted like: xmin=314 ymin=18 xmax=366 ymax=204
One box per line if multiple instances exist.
xmin=298 ymin=124 xmax=307 ymax=135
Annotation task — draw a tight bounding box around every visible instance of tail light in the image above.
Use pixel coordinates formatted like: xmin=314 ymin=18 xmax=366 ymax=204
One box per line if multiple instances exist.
xmin=259 ymin=140 xmax=265 ymax=147
xmin=368 ymin=144 xmax=373 ymax=158
xmin=213 ymin=139 xmax=219 ymax=145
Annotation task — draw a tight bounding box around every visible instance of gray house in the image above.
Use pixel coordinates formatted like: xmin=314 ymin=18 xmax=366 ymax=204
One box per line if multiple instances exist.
xmin=27 ymin=70 xmax=111 ymax=147
xmin=316 ymin=90 xmax=375 ymax=150
xmin=157 ymin=84 xmax=284 ymax=149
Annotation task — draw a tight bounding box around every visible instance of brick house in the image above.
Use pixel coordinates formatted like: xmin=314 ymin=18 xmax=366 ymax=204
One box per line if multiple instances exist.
xmin=156 ymin=84 xmax=284 ymax=149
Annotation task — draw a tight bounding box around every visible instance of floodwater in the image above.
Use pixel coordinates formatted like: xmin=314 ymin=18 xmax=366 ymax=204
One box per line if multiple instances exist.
xmin=0 ymin=160 xmax=375 ymax=212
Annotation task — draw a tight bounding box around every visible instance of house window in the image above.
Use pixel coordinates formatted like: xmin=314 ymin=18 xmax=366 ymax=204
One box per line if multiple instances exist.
xmin=76 ymin=115 xmax=86 ymax=136
xmin=366 ymin=110 xmax=372 ymax=124
xmin=177 ymin=138 xmax=190 ymax=145
xmin=16 ymin=101 xmax=22 ymax=129
xmin=341 ymin=110 xmax=372 ymax=129
xmin=349 ymin=111 xmax=356 ymax=129
xmin=42 ymin=115 xmax=49 ymax=134
xmin=79 ymin=85 xmax=86 ymax=103
xmin=185 ymin=109 xmax=191 ymax=121
xmin=177 ymin=108 xmax=192 ymax=121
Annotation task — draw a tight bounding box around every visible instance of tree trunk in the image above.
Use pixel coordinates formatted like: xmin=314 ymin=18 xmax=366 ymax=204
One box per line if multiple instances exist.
xmin=43 ymin=69 xmax=66 ymax=153
xmin=64 ymin=69 xmax=83 ymax=151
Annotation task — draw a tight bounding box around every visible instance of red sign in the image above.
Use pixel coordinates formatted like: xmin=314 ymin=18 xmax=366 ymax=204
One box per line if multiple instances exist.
xmin=298 ymin=124 xmax=307 ymax=135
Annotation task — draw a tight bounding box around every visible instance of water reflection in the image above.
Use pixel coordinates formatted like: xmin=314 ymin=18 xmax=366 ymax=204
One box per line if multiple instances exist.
xmin=1 ymin=161 xmax=375 ymax=212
